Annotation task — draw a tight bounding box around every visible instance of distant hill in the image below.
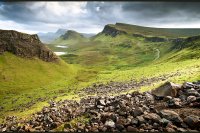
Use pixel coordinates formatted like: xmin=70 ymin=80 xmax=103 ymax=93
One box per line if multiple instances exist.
xmin=96 ymin=23 xmax=200 ymax=38
xmin=60 ymin=30 xmax=86 ymax=40
xmin=51 ymin=30 xmax=89 ymax=45
xmin=38 ymin=29 xmax=67 ymax=43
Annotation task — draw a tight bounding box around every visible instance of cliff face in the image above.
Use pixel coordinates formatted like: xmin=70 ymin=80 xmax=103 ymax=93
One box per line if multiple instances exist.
xmin=102 ymin=25 xmax=127 ymax=37
xmin=0 ymin=30 xmax=58 ymax=62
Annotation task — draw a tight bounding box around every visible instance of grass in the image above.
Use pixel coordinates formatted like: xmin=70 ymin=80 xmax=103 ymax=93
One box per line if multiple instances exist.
xmin=0 ymin=52 xmax=78 ymax=119
xmin=1 ymin=23 xmax=200 ymax=127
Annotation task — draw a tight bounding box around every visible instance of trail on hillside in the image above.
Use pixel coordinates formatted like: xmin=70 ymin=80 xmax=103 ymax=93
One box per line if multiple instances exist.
xmin=78 ymin=72 xmax=182 ymax=97
xmin=154 ymin=48 xmax=160 ymax=60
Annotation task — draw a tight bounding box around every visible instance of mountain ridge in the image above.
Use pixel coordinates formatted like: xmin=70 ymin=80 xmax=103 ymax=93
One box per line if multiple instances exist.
xmin=97 ymin=23 xmax=200 ymax=38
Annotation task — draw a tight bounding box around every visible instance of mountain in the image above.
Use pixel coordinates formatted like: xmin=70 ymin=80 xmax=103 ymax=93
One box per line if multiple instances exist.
xmin=95 ymin=23 xmax=200 ymax=38
xmin=50 ymin=30 xmax=88 ymax=46
xmin=60 ymin=30 xmax=85 ymax=40
xmin=38 ymin=28 xmax=67 ymax=43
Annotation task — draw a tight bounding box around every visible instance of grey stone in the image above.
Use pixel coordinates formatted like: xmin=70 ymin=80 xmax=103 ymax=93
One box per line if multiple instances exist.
xmin=184 ymin=115 xmax=200 ymax=128
xmin=137 ymin=116 xmax=146 ymax=124
xmin=105 ymin=120 xmax=115 ymax=128
xmin=151 ymin=82 xmax=181 ymax=97
xmin=187 ymin=96 xmax=197 ymax=103
xmin=133 ymin=107 xmax=143 ymax=117
xmin=143 ymin=113 xmax=161 ymax=123
xmin=160 ymin=110 xmax=183 ymax=124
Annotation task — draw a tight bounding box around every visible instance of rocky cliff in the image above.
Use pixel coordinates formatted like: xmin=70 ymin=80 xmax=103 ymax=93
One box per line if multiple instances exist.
xmin=0 ymin=30 xmax=58 ymax=62
xmin=102 ymin=25 xmax=127 ymax=37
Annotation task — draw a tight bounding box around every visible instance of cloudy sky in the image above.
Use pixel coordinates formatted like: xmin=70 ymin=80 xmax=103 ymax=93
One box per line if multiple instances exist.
xmin=0 ymin=2 xmax=200 ymax=34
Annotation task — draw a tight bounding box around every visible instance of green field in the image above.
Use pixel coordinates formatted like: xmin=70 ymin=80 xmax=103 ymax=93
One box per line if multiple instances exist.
xmin=1 ymin=23 xmax=200 ymax=123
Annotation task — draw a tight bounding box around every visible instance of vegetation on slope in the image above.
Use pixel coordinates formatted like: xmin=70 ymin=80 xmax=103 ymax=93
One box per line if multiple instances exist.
xmin=104 ymin=23 xmax=200 ymax=38
xmin=0 ymin=52 xmax=77 ymax=118
xmin=1 ymin=23 xmax=200 ymax=124
xmin=51 ymin=30 xmax=89 ymax=46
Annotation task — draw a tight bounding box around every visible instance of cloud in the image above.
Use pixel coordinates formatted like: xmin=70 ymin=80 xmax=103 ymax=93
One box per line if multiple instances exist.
xmin=0 ymin=2 xmax=200 ymax=33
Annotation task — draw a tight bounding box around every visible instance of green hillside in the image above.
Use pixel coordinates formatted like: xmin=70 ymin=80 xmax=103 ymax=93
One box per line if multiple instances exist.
xmin=0 ymin=52 xmax=78 ymax=116
xmin=102 ymin=23 xmax=200 ymax=38
xmin=55 ymin=23 xmax=200 ymax=87
xmin=51 ymin=30 xmax=89 ymax=45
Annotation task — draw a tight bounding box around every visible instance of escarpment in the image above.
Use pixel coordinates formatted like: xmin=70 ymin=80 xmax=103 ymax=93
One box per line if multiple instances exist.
xmin=102 ymin=25 xmax=127 ymax=37
xmin=0 ymin=30 xmax=58 ymax=62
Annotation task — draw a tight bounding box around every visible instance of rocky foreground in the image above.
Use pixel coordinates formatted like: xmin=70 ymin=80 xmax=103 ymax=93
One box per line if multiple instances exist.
xmin=0 ymin=81 xmax=200 ymax=132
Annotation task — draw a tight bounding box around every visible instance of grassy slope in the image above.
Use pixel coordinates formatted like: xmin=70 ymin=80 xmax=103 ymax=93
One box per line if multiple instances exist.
xmin=111 ymin=23 xmax=200 ymax=38
xmin=50 ymin=30 xmax=89 ymax=46
xmin=0 ymin=52 xmax=76 ymax=119
xmin=0 ymin=52 xmax=102 ymax=121
xmin=62 ymin=34 xmax=170 ymax=69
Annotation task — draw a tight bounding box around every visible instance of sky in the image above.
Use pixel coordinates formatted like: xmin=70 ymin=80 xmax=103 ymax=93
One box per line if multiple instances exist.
xmin=0 ymin=2 xmax=200 ymax=34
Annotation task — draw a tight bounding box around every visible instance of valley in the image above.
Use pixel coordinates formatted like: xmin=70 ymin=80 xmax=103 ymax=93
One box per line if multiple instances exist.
xmin=0 ymin=23 xmax=200 ymax=132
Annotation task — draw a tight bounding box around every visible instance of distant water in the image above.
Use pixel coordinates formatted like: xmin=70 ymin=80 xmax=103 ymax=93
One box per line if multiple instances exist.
xmin=54 ymin=52 xmax=67 ymax=56
xmin=54 ymin=45 xmax=68 ymax=56
xmin=56 ymin=45 xmax=68 ymax=48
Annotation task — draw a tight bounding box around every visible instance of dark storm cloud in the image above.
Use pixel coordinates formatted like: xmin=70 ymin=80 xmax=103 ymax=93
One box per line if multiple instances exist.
xmin=0 ymin=2 xmax=200 ymax=33
xmin=120 ymin=2 xmax=200 ymax=24
xmin=0 ymin=2 xmax=38 ymax=23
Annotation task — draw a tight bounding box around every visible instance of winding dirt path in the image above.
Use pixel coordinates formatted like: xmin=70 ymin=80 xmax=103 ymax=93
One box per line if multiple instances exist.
xmin=154 ymin=48 xmax=160 ymax=60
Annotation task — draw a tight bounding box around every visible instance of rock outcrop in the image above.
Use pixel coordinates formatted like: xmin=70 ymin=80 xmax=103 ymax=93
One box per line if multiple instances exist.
xmin=102 ymin=25 xmax=127 ymax=37
xmin=0 ymin=30 xmax=58 ymax=62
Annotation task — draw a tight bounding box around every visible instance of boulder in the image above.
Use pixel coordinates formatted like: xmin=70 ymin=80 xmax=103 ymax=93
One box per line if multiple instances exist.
xmin=183 ymin=82 xmax=200 ymax=89
xmin=136 ymin=116 xmax=146 ymax=125
xmin=133 ymin=107 xmax=143 ymax=117
xmin=151 ymin=82 xmax=181 ymax=97
xmin=159 ymin=118 xmax=171 ymax=127
xmin=115 ymin=124 xmax=124 ymax=131
xmin=184 ymin=115 xmax=200 ymax=128
xmin=143 ymin=113 xmax=161 ymax=123
xmin=186 ymin=89 xmax=200 ymax=97
xmin=167 ymin=98 xmax=182 ymax=108
xmin=127 ymin=126 xmax=138 ymax=132
xmin=97 ymin=99 xmax=106 ymax=106
xmin=187 ymin=96 xmax=197 ymax=103
xmin=105 ymin=120 xmax=115 ymax=128
xmin=160 ymin=110 xmax=183 ymax=124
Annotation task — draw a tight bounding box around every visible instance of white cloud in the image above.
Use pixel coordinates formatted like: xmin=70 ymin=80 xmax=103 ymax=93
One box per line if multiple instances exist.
xmin=29 ymin=2 xmax=87 ymax=16
xmin=96 ymin=6 xmax=100 ymax=12
xmin=0 ymin=20 xmax=36 ymax=34
xmin=27 ymin=2 xmax=88 ymax=23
